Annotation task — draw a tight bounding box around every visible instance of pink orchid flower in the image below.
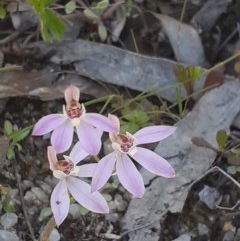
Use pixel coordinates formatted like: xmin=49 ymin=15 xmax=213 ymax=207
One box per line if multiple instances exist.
xmin=48 ymin=143 xmax=109 ymax=227
xmin=91 ymin=114 xmax=176 ymax=198
xmin=32 ymin=85 xmax=117 ymax=154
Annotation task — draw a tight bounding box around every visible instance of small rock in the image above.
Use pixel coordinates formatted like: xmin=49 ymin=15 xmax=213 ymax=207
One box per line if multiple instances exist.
xmin=0 ymin=213 xmax=18 ymax=229
xmin=36 ymin=181 xmax=52 ymax=195
xmin=222 ymin=231 xmax=235 ymax=241
xmin=24 ymin=190 xmax=36 ymax=203
xmin=31 ymin=187 xmax=49 ymax=203
xmin=105 ymin=213 xmax=120 ymax=223
xmin=68 ymin=204 xmax=81 ymax=220
xmin=198 ymin=185 xmax=222 ymax=209
xmin=49 ymin=228 xmax=60 ymax=241
xmin=102 ymin=193 xmax=112 ymax=202
xmin=22 ymin=180 xmax=34 ymax=191
xmin=172 ymin=234 xmax=191 ymax=241
xmin=198 ymin=223 xmax=208 ymax=235
xmin=0 ymin=230 xmax=19 ymax=241
xmin=114 ymin=194 xmax=128 ymax=212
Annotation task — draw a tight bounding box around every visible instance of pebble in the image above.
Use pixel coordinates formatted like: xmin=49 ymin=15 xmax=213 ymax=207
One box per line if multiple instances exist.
xmin=0 ymin=230 xmax=19 ymax=241
xmin=36 ymin=181 xmax=52 ymax=195
xmin=31 ymin=187 xmax=49 ymax=204
xmin=68 ymin=204 xmax=81 ymax=220
xmin=105 ymin=213 xmax=120 ymax=223
xmin=0 ymin=213 xmax=18 ymax=229
xmin=114 ymin=194 xmax=128 ymax=212
xmin=49 ymin=228 xmax=60 ymax=241
xmin=24 ymin=190 xmax=36 ymax=203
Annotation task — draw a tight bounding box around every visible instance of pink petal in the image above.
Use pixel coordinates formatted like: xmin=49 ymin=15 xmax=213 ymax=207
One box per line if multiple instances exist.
xmin=78 ymin=163 xmax=98 ymax=177
xmin=69 ymin=141 xmax=89 ymax=164
xmin=50 ymin=180 xmax=70 ymax=227
xmin=76 ymin=121 xmax=102 ymax=155
xmin=67 ymin=176 xmax=109 ymax=213
xmin=47 ymin=146 xmax=58 ymax=171
xmin=83 ymin=113 xmax=118 ymax=133
xmin=134 ymin=126 xmax=176 ymax=145
xmin=108 ymin=114 xmax=120 ymax=131
xmin=32 ymin=114 xmax=66 ymax=136
xmin=51 ymin=119 xmax=73 ymax=153
xmin=133 ymin=147 xmax=175 ymax=178
xmin=64 ymin=85 xmax=80 ymax=104
xmin=91 ymin=152 xmax=116 ymax=192
xmin=116 ymin=154 xmax=145 ymax=198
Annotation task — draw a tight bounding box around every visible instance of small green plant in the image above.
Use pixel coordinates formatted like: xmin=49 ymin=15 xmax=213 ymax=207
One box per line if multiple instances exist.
xmin=120 ymin=105 xmax=150 ymax=133
xmin=0 ymin=2 xmax=6 ymax=19
xmin=28 ymin=0 xmax=66 ymax=42
xmin=83 ymin=0 xmax=109 ymax=41
xmin=3 ymin=120 xmax=33 ymax=160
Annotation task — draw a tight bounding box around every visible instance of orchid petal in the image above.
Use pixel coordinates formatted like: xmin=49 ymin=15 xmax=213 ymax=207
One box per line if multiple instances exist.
xmin=53 ymin=170 xmax=67 ymax=180
xmin=67 ymin=176 xmax=109 ymax=213
xmin=51 ymin=119 xmax=73 ymax=153
xmin=64 ymin=85 xmax=80 ymax=104
xmin=78 ymin=163 xmax=98 ymax=177
xmin=134 ymin=126 xmax=176 ymax=145
xmin=133 ymin=147 xmax=175 ymax=178
xmin=69 ymin=141 xmax=89 ymax=164
xmin=91 ymin=152 xmax=116 ymax=192
xmin=83 ymin=113 xmax=118 ymax=133
xmin=108 ymin=114 xmax=120 ymax=131
xmin=47 ymin=146 xmax=58 ymax=171
xmin=32 ymin=114 xmax=66 ymax=136
xmin=116 ymin=154 xmax=144 ymax=198
xmin=50 ymin=180 xmax=70 ymax=227
xmin=76 ymin=121 xmax=102 ymax=155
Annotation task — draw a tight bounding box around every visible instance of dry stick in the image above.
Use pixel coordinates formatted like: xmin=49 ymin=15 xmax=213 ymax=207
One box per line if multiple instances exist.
xmin=39 ymin=216 xmax=56 ymax=241
xmin=13 ymin=155 xmax=37 ymax=241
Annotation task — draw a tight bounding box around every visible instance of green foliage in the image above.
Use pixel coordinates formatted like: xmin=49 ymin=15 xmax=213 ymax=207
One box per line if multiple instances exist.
xmin=83 ymin=0 xmax=109 ymax=41
xmin=175 ymin=84 xmax=183 ymax=118
xmin=174 ymin=64 xmax=201 ymax=87
xmin=28 ymin=0 xmax=66 ymax=42
xmin=3 ymin=120 xmax=33 ymax=160
xmin=83 ymin=0 xmax=109 ymax=20
xmin=38 ymin=207 xmax=52 ymax=222
xmin=216 ymin=129 xmax=228 ymax=152
xmin=98 ymin=24 xmax=107 ymax=41
xmin=80 ymin=206 xmax=89 ymax=215
xmin=124 ymin=0 xmax=133 ymax=17
xmin=0 ymin=6 xmax=6 ymax=19
xmin=65 ymin=0 xmax=76 ymax=14
xmin=2 ymin=199 xmax=15 ymax=213
xmin=120 ymin=105 xmax=150 ymax=133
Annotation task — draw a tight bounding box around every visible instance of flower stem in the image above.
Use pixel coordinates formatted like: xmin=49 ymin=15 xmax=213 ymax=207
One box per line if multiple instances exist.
xmin=39 ymin=216 xmax=56 ymax=241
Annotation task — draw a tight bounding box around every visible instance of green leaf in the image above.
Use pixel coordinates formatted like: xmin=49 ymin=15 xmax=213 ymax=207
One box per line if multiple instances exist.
xmin=65 ymin=0 xmax=76 ymax=14
xmin=83 ymin=8 xmax=99 ymax=20
xmin=216 ymin=129 xmax=228 ymax=152
xmin=38 ymin=207 xmax=52 ymax=222
xmin=121 ymin=121 xmax=139 ymax=134
xmin=79 ymin=206 xmax=89 ymax=215
xmin=10 ymin=125 xmax=32 ymax=143
xmin=98 ymin=24 xmax=107 ymax=41
xmin=7 ymin=147 xmax=15 ymax=160
xmin=4 ymin=120 xmax=13 ymax=136
xmin=174 ymin=64 xmax=201 ymax=85
xmin=0 ymin=7 xmax=6 ymax=19
xmin=97 ymin=0 xmax=109 ymax=10
xmin=40 ymin=9 xmax=66 ymax=42
xmin=28 ymin=0 xmax=57 ymax=11
xmin=2 ymin=199 xmax=15 ymax=213
xmin=15 ymin=143 xmax=22 ymax=151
